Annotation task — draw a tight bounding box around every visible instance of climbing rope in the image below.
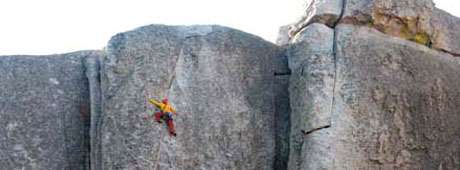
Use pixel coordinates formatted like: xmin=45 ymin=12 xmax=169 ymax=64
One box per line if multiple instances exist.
xmin=154 ymin=127 xmax=163 ymax=170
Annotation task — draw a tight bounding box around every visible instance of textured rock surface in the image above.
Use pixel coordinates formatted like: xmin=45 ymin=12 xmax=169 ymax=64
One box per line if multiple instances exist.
xmin=0 ymin=51 xmax=102 ymax=170
xmin=277 ymin=0 xmax=343 ymax=43
xmin=2 ymin=1 xmax=460 ymax=169
xmin=430 ymin=9 xmax=460 ymax=56
xmin=328 ymin=24 xmax=460 ymax=169
xmin=281 ymin=1 xmax=460 ymax=169
xmin=288 ymin=23 xmax=335 ymax=134
xmin=276 ymin=25 xmax=292 ymax=46
xmin=280 ymin=0 xmax=460 ymax=56
xmin=286 ymin=23 xmax=335 ymax=170
xmin=341 ymin=0 xmax=435 ymax=35
xmin=289 ymin=0 xmax=343 ymax=37
xmin=341 ymin=0 xmax=460 ymax=56
xmin=99 ymin=25 xmax=287 ymax=170
xmin=342 ymin=0 xmax=435 ymax=23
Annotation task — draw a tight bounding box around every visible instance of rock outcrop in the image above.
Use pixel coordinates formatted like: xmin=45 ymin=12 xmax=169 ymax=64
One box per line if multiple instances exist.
xmin=340 ymin=0 xmax=460 ymax=56
xmin=289 ymin=0 xmax=343 ymax=37
xmin=98 ymin=25 xmax=288 ymax=170
xmin=281 ymin=0 xmax=460 ymax=169
xmin=1 ymin=0 xmax=460 ymax=170
xmin=283 ymin=0 xmax=460 ymax=56
xmin=0 ymin=51 xmax=103 ymax=169
xmin=331 ymin=24 xmax=460 ymax=169
xmin=286 ymin=23 xmax=335 ymax=170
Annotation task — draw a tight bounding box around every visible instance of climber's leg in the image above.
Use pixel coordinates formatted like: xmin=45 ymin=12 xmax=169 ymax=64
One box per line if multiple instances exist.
xmin=166 ymin=120 xmax=176 ymax=136
xmin=165 ymin=114 xmax=176 ymax=136
xmin=154 ymin=112 xmax=164 ymax=123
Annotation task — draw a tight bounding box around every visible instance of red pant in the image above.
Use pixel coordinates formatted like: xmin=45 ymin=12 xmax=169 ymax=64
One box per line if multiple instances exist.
xmin=154 ymin=112 xmax=176 ymax=136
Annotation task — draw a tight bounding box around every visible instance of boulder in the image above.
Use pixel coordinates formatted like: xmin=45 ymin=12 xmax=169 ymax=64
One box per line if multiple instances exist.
xmin=341 ymin=0 xmax=460 ymax=56
xmin=342 ymin=0 xmax=435 ymax=46
xmin=289 ymin=0 xmax=343 ymax=37
xmin=276 ymin=25 xmax=293 ymax=46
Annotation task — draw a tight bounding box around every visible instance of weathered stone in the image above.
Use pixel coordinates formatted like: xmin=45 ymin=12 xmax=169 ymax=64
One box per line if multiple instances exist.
xmin=289 ymin=0 xmax=343 ymax=37
xmin=2 ymin=2 xmax=460 ymax=169
xmin=286 ymin=23 xmax=335 ymax=170
xmin=430 ymin=8 xmax=460 ymax=56
xmin=276 ymin=25 xmax=292 ymax=46
xmin=328 ymin=24 xmax=460 ymax=169
xmin=342 ymin=0 xmax=435 ymax=29
xmin=341 ymin=0 xmax=460 ymax=56
xmin=99 ymin=24 xmax=287 ymax=170
xmin=0 ymin=51 xmax=103 ymax=170
xmin=342 ymin=0 xmax=435 ymax=45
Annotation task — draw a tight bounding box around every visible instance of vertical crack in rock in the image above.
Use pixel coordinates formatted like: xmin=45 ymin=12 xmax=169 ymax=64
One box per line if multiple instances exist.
xmin=329 ymin=0 xmax=346 ymax=168
xmin=273 ymin=52 xmax=291 ymax=170
xmin=333 ymin=0 xmax=346 ymax=28
xmin=286 ymin=23 xmax=336 ymax=170
xmin=84 ymin=53 xmax=103 ymax=170
xmin=331 ymin=0 xmax=346 ymax=122
xmin=284 ymin=0 xmax=346 ymax=169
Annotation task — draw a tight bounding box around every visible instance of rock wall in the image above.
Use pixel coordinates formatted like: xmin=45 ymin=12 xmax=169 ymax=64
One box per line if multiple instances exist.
xmin=332 ymin=24 xmax=460 ymax=169
xmin=282 ymin=0 xmax=460 ymax=169
xmin=0 ymin=51 xmax=102 ymax=169
xmin=0 ymin=25 xmax=290 ymax=170
xmin=286 ymin=23 xmax=335 ymax=170
xmin=98 ymin=25 xmax=288 ymax=170
xmin=1 ymin=0 xmax=460 ymax=170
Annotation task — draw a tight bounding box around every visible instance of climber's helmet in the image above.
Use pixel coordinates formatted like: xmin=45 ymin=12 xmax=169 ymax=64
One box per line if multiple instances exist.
xmin=162 ymin=98 xmax=169 ymax=104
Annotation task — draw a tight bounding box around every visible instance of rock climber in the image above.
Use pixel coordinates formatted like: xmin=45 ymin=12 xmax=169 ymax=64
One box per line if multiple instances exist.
xmin=147 ymin=98 xmax=177 ymax=136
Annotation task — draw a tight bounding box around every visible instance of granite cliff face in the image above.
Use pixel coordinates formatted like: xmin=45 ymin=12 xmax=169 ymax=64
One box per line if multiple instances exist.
xmin=99 ymin=25 xmax=288 ymax=170
xmin=282 ymin=0 xmax=460 ymax=169
xmin=0 ymin=51 xmax=102 ymax=169
xmin=0 ymin=26 xmax=290 ymax=170
xmin=1 ymin=0 xmax=459 ymax=170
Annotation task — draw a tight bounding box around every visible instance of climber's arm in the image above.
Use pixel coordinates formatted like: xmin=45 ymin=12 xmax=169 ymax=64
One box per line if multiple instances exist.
xmin=148 ymin=99 xmax=163 ymax=108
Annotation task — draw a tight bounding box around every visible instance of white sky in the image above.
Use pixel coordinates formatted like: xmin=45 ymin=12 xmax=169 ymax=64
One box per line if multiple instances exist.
xmin=0 ymin=0 xmax=458 ymax=55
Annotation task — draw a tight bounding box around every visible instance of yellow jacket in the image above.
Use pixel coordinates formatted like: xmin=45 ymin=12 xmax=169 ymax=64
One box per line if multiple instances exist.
xmin=149 ymin=99 xmax=177 ymax=115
